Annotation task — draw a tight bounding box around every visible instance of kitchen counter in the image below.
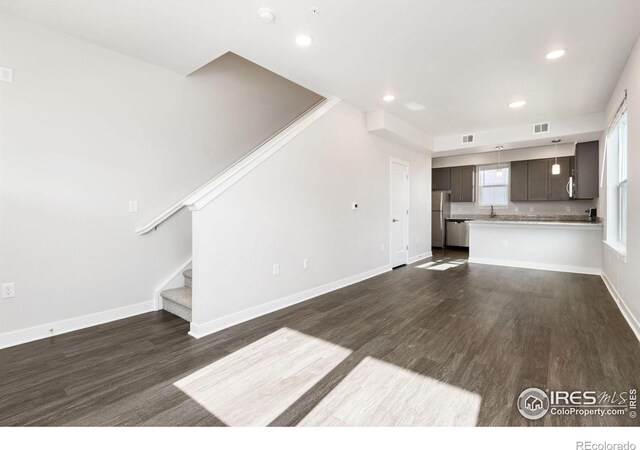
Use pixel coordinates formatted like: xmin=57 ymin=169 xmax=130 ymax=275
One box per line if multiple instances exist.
xmin=450 ymin=215 xmax=602 ymax=227
xmin=470 ymin=218 xmax=602 ymax=227
xmin=467 ymin=218 xmax=603 ymax=274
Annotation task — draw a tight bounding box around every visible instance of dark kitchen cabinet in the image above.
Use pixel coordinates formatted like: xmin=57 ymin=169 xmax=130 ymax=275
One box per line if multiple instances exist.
xmin=510 ymin=160 xmax=528 ymax=201
xmin=460 ymin=166 xmax=476 ymax=202
xmin=450 ymin=165 xmax=475 ymax=202
xmin=432 ymin=168 xmax=451 ymax=191
xmin=548 ymin=157 xmax=573 ymax=200
xmin=527 ymin=159 xmax=549 ymax=201
xmin=575 ymin=141 xmax=599 ymax=199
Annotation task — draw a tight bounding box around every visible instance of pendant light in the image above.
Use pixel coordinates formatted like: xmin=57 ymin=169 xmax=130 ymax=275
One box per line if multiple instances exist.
xmin=495 ymin=146 xmax=504 ymax=177
xmin=551 ymin=139 xmax=561 ymax=175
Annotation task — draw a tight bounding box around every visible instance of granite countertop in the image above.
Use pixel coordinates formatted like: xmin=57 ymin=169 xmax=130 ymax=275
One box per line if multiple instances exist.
xmin=451 ymin=214 xmax=603 ymax=227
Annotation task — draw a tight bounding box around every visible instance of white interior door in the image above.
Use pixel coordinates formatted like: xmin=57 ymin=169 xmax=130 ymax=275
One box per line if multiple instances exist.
xmin=390 ymin=159 xmax=409 ymax=268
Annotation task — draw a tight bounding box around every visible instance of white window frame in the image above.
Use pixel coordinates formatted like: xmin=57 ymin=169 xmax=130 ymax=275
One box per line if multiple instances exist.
xmin=605 ymin=108 xmax=627 ymax=256
xmin=477 ymin=164 xmax=510 ymax=208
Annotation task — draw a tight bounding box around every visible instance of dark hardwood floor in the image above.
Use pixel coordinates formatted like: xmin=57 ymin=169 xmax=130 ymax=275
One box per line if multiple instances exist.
xmin=1 ymin=250 xmax=638 ymax=426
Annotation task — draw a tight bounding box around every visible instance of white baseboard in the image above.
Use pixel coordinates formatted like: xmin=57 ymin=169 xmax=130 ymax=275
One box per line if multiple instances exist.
xmin=154 ymin=258 xmax=192 ymax=310
xmin=189 ymin=264 xmax=391 ymax=339
xmin=468 ymin=257 xmax=602 ymax=276
xmin=409 ymin=252 xmax=432 ymax=264
xmin=601 ymin=274 xmax=640 ymax=344
xmin=0 ymin=300 xmax=155 ymax=350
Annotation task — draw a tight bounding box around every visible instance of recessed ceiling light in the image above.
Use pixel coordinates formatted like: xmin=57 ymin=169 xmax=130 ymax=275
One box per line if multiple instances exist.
xmin=546 ymin=49 xmax=566 ymax=60
xmin=509 ymin=100 xmax=526 ymax=109
xmin=383 ymin=94 xmax=395 ymax=102
xmin=295 ymin=35 xmax=313 ymax=47
xmin=257 ymin=7 xmax=275 ymax=23
xmin=404 ymin=101 xmax=426 ymax=111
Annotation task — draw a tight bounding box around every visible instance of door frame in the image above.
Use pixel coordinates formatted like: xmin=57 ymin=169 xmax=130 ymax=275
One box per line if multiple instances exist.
xmin=389 ymin=157 xmax=410 ymax=267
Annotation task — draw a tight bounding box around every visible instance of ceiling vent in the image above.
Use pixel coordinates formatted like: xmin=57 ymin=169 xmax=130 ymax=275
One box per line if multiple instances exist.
xmin=533 ymin=122 xmax=550 ymax=134
xmin=462 ymin=134 xmax=474 ymax=144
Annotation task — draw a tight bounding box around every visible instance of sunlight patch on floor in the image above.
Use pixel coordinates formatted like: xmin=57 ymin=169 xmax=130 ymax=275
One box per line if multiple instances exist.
xmin=298 ymin=356 xmax=481 ymax=426
xmin=417 ymin=256 xmax=468 ymax=271
xmin=173 ymin=327 xmax=351 ymax=426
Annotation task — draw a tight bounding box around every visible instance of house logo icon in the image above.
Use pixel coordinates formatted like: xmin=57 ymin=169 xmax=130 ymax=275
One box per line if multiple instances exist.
xmin=517 ymin=388 xmax=550 ymax=420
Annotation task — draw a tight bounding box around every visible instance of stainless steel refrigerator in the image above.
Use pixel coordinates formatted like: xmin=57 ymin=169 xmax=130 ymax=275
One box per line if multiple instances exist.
xmin=432 ymin=191 xmax=451 ymax=248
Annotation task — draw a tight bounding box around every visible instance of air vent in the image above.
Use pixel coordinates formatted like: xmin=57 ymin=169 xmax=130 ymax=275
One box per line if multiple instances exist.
xmin=533 ymin=122 xmax=550 ymax=134
xmin=462 ymin=134 xmax=474 ymax=144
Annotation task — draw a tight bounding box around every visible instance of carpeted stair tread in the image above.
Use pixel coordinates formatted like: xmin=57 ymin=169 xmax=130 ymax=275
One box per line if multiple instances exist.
xmin=161 ymin=287 xmax=192 ymax=309
xmin=183 ymin=269 xmax=192 ymax=279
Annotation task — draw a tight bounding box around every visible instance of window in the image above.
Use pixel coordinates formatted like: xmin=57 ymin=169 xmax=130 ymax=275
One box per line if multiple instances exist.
xmin=478 ymin=164 xmax=509 ymax=207
xmin=606 ymin=109 xmax=627 ymax=253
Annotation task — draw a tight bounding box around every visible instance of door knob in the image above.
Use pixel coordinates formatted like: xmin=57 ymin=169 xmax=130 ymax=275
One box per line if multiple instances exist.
xmin=392 ymin=218 xmax=399 ymax=222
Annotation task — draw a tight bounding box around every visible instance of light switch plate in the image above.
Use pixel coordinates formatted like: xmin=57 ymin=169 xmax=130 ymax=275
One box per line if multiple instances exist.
xmin=0 ymin=66 xmax=13 ymax=83
xmin=128 ymin=200 xmax=138 ymax=213
xmin=2 ymin=282 xmax=15 ymax=299
xmin=303 ymin=259 xmax=309 ymax=269
xmin=273 ymin=264 xmax=279 ymax=276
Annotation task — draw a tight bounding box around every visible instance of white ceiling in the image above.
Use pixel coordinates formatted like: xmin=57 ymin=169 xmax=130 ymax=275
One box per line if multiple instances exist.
xmin=2 ymin=0 xmax=639 ymax=139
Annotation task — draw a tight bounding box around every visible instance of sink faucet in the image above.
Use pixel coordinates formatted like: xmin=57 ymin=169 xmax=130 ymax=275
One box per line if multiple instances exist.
xmin=490 ymin=205 xmax=496 ymax=218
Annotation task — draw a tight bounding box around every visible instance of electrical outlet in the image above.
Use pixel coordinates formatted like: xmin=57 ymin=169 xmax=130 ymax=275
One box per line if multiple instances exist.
xmin=2 ymin=282 xmax=15 ymax=299
xmin=272 ymin=264 xmax=279 ymax=276
xmin=128 ymin=200 xmax=138 ymax=213
xmin=303 ymin=259 xmax=309 ymax=270
xmin=566 ymin=206 xmax=571 ymax=213
xmin=529 ymin=207 xmax=534 ymax=212
xmin=502 ymin=240 xmax=508 ymax=247
xmin=514 ymin=206 xmax=519 ymax=212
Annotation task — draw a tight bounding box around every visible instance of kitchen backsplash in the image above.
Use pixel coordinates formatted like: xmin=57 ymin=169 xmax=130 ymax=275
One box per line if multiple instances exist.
xmin=450 ymin=199 xmax=597 ymax=217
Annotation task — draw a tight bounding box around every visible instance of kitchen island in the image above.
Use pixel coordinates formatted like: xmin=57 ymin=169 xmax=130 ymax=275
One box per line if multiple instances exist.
xmin=467 ymin=216 xmax=603 ymax=275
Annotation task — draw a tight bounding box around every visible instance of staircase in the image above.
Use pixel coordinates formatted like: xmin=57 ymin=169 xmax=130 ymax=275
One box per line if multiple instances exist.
xmin=161 ymin=269 xmax=192 ymax=322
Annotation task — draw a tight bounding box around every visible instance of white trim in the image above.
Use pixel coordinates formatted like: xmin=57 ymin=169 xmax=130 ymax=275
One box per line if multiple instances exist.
xmin=603 ymin=239 xmax=627 ymax=260
xmin=468 ymin=257 xmax=602 ymax=275
xmin=154 ymin=258 xmax=192 ymax=310
xmin=601 ymin=274 xmax=640 ymax=344
xmin=389 ymin=157 xmax=410 ymax=268
xmin=134 ymin=97 xmax=341 ymax=234
xmin=189 ymin=264 xmax=391 ymax=339
xmin=409 ymin=252 xmax=432 ymax=264
xmin=0 ymin=300 xmax=155 ymax=350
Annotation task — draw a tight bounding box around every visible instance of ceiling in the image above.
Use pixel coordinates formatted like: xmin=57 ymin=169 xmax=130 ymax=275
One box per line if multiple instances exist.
xmin=2 ymin=0 xmax=639 ymax=139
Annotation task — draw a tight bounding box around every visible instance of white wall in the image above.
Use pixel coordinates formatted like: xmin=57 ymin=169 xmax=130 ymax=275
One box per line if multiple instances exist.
xmin=0 ymin=13 xmax=322 ymax=338
xmin=434 ymin=143 xmax=597 ymax=216
xmin=600 ymin=36 xmax=640 ymax=339
xmin=191 ymin=101 xmax=431 ymax=332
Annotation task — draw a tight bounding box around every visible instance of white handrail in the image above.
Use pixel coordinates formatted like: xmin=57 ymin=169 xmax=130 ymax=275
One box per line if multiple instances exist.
xmin=135 ymin=96 xmax=341 ymax=235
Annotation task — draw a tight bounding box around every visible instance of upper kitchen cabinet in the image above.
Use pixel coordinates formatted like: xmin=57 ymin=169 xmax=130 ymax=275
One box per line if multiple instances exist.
xmin=432 ymin=167 xmax=451 ymax=191
xmin=575 ymin=141 xmax=599 ymax=199
xmin=510 ymin=160 xmax=528 ymax=201
xmin=527 ymin=159 xmax=550 ymax=201
xmin=548 ymin=157 xmax=573 ymax=200
xmin=450 ymin=165 xmax=476 ymax=202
